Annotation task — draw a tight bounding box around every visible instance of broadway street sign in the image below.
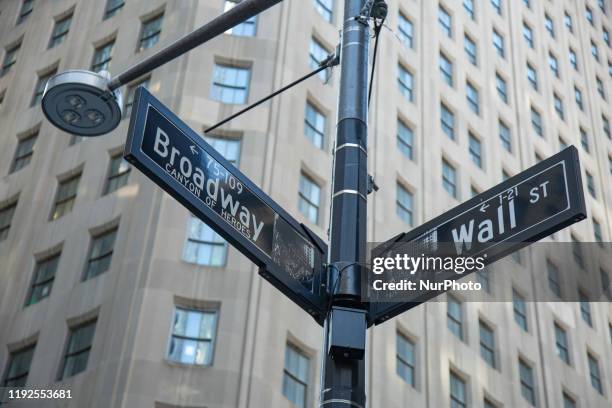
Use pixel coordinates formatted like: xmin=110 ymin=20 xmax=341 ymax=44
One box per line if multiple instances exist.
xmin=124 ymin=87 xmax=328 ymax=323
xmin=369 ymin=146 xmax=587 ymax=325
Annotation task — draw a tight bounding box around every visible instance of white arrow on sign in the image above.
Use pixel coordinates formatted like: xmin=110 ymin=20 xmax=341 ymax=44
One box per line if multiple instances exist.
xmin=480 ymin=203 xmax=490 ymax=213
xmin=190 ymin=145 xmax=198 ymax=155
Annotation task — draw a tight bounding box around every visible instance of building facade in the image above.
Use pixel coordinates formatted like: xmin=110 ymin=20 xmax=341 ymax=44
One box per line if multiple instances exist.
xmin=0 ymin=0 xmax=611 ymax=407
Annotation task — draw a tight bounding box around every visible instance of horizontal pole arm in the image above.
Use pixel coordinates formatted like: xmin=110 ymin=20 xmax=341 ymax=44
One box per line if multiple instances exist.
xmin=108 ymin=0 xmax=283 ymax=90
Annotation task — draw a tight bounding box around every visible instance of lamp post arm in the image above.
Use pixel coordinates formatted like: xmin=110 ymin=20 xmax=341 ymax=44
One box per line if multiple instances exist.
xmin=108 ymin=0 xmax=283 ymax=90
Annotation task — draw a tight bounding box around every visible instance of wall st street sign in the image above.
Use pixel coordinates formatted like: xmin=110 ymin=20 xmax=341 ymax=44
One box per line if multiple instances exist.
xmin=369 ymin=146 xmax=587 ymax=325
xmin=124 ymin=87 xmax=328 ymax=323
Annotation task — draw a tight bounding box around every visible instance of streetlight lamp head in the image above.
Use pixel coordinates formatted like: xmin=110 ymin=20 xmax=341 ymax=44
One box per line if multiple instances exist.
xmin=41 ymin=70 xmax=123 ymax=137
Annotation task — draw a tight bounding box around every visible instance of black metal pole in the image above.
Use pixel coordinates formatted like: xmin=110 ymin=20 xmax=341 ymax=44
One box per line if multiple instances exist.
xmin=321 ymin=0 xmax=369 ymax=406
xmin=107 ymin=0 xmax=283 ymax=90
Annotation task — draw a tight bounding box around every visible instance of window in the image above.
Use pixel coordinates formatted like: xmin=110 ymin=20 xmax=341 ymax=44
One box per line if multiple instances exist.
xmin=586 ymin=171 xmax=596 ymax=198
xmin=492 ymin=29 xmax=504 ymax=57
xmin=581 ymin=129 xmax=591 ymax=154
xmin=26 ymin=252 xmax=60 ymax=306
xmin=138 ymin=14 xmax=163 ymax=51
xmin=49 ymin=14 xmax=72 ymax=48
xmin=596 ymin=76 xmax=606 ymax=99
xmin=575 ymin=86 xmax=584 ymax=110
xmin=600 ymin=268 xmax=610 ymax=299
xmin=168 ymin=307 xmax=217 ymax=365
xmin=447 ymin=295 xmax=463 ymax=339
xmin=513 ymin=290 xmax=528 ymax=331
xmin=563 ymin=392 xmax=576 ymax=408
xmin=523 ymin=23 xmax=534 ymax=48
xmin=602 ymin=115 xmax=611 ymax=139
xmin=83 ymin=227 xmax=117 ymax=280
xmin=104 ymin=154 xmax=131 ymax=194
xmin=476 ymin=269 xmax=490 ymax=293
xmin=204 ymin=135 xmax=241 ymax=166
xmin=438 ymin=6 xmax=452 ymax=38
xmin=397 ymin=120 xmax=414 ymax=160
xmin=398 ymin=13 xmax=413 ymax=48
xmin=549 ymin=53 xmax=559 ymax=78
xmin=491 ymin=0 xmax=502 ymax=15
xmin=2 ymin=345 xmax=35 ymax=388
xmin=396 ymin=183 xmax=413 ymax=225
xmin=531 ymin=106 xmax=543 ymax=137
xmin=50 ymin=173 xmax=80 ymax=221
xmin=69 ymin=135 xmax=83 ymax=146
xmin=1 ymin=42 xmax=20 ymax=76
xmin=31 ymin=69 xmax=57 ymax=107
xmin=502 ymin=170 xmax=511 ymax=182
xmin=398 ymin=64 xmax=414 ymax=101
xmin=604 ymin=28 xmax=610 ymax=46
xmin=309 ymin=38 xmax=329 ymax=81
xmin=0 ymin=199 xmax=18 ymax=241
xmin=554 ymin=323 xmax=570 ymax=364
xmin=559 ymin=137 xmax=568 ymax=150
xmin=587 ymin=353 xmax=603 ymax=394
xmin=591 ymin=40 xmax=600 ymax=62
xmin=184 ymin=216 xmax=227 ymax=266
xmin=545 ymin=14 xmax=555 ymax=38
xmin=103 ymin=0 xmax=124 ymax=19
xmin=496 ymin=73 xmax=508 ymax=103
xmin=600 ymin=0 xmax=607 ymax=14
xmin=464 ymin=34 xmax=477 ymax=65
xmin=59 ymin=320 xmax=97 ymax=379
xmin=526 ymin=63 xmax=538 ymax=90
xmin=479 ymin=321 xmax=496 ymax=368
xmin=449 ymin=372 xmax=467 ymax=408
xmin=523 ymin=0 xmax=530 ymax=9
xmin=564 ymin=12 xmax=573 ymax=33
xmin=304 ymin=102 xmax=327 ymax=149
xmin=579 ymin=290 xmax=592 ymax=326
xmin=91 ymin=40 xmax=114 ymax=73
xmin=468 ymin=133 xmax=482 ymax=167
xmin=123 ymin=77 xmax=150 ymax=118
xmin=304 ymin=102 xmax=326 ymax=149
xmin=554 ymin=94 xmax=564 ymax=120
xmin=441 ymin=103 xmax=455 ymax=140
xmin=396 ymin=333 xmax=415 ymax=386
xmin=10 ymin=133 xmax=37 ymax=173
xmin=298 ymin=173 xmax=320 ymax=224
xmin=547 ymin=260 xmax=561 ymax=298
xmin=442 ymin=159 xmax=457 ymax=198
xmin=569 ymin=48 xmax=578 ymax=71
xmin=283 ymin=344 xmax=309 ymax=408
xmin=210 ymin=64 xmax=250 ymax=104
xmin=519 ymin=359 xmax=536 ymax=406
xmin=499 ymin=120 xmax=511 ymax=152
xmin=464 ymin=0 xmax=475 ymax=20
xmin=594 ymin=220 xmax=603 ymax=244
xmin=314 ymin=0 xmax=333 ymax=22
xmin=225 ymin=0 xmax=257 ymax=36
xmin=572 ymin=235 xmax=584 ymax=268
xmin=439 ymin=53 xmax=453 ymax=86
xmin=586 ymin=6 xmax=594 ymax=26
xmin=466 ymin=82 xmax=479 ymax=115
xmin=484 ymin=399 xmax=497 ymax=408
xmin=17 ymin=0 xmax=34 ymax=24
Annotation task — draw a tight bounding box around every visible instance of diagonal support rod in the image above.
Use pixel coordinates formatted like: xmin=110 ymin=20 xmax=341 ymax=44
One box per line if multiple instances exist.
xmin=205 ymin=54 xmax=339 ymax=134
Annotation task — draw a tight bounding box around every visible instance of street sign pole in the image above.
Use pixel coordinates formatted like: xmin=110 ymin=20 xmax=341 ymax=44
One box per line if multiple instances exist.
xmin=321 ymin=0 xmax=370 ymax=406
